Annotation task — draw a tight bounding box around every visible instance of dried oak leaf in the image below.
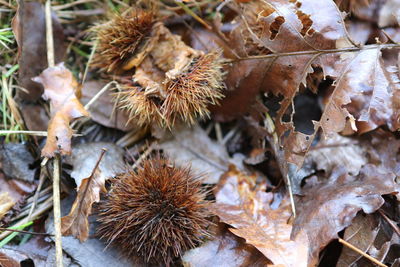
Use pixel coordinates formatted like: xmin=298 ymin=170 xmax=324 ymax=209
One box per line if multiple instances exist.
xmin=211 ymin=165 xmax=312 ymax=267
xmin=291 ymin=164 xmax=399 ymax=261
xmin=61 ymin=143 xmax=124 ymax=242
xmin=213 ymin=0 xmax=400 ymax=167
xmin=33 ymin=63 xmax=89 ymax=158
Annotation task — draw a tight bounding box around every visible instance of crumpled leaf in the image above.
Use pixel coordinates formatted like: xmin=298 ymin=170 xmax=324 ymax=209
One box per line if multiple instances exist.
xmin=61 ymin=142 xmax=124 ymax=242
xmin=11 ymin=1 xmax=66 ymax=101
xmin=211 ymin=165 xmax=312 ymax=267
xmin=291 ymin=164 xmax=399 ymax=261
xmin=32 ymin=63 xmax=89 ymax=158
xmin=182 ymin=223 xmax=271 ymax=267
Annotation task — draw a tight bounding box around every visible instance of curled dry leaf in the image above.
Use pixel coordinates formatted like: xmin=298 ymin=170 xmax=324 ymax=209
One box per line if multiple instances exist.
xmin=211 ymin=165 xmax=312 ymax=267
xmin=33 ymin=63 xmax=89 ymax=158
xmin=61 ymin=143 xmax=124 ymax=242
xmin=291 ymin=164 xmax=399 ymax=261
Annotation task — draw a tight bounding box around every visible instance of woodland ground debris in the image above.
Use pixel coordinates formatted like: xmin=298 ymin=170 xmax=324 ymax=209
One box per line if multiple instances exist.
xmin=1 ymin=0 xmax=400 ymax=267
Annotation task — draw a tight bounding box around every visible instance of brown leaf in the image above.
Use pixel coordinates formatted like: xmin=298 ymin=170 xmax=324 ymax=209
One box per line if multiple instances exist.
xmin=291 ymin=164 xmax=399 ymax=261
xmin=182 ymin=223 xmax=272 ymax=267
xmin=12 ymin=1 xmax=66 ymax=101
xmin=61 ymin=168 xmax=104 ymax=242
xmin=33 ymin=63 xmax=89 ymax=158
xmin=211 ymin=166 xmax=312 ymax=267
xmin=61 ymin=143 xmax=124 ymax=242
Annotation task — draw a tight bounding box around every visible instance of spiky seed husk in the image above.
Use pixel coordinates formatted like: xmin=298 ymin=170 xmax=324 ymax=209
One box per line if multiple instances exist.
xmin=163 ymin=51 xmax=225 ymax=126
xmin=97 ymin=157 xmax=210 ymax=266
xmin=92 ymin=10 xmax=154 ymax=73
xmin=119 ymin=51 xmax=225 ymax=127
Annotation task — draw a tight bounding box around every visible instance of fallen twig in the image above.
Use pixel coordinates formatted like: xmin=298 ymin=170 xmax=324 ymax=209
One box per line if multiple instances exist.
xmin=338 ymin=237 xmax=387 ymax=267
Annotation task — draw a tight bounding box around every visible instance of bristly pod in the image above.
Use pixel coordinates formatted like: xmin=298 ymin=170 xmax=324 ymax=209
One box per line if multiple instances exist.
xmin=93 ymin=9 xmax=226 ymax=128
xmin=120 ymin=50 xmax=226 ymax=127
xmin=97 ymin=157 xmax=211 ymax=266
xmin=92 ymin=9 xmax=155 ymax=73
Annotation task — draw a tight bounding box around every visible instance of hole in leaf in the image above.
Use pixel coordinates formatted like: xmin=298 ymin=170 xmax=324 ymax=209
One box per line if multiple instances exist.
xmin=263 ymin=93 xmax=283 ymax=118
xmin=269 ymin=16 xmax=285 ymax=40
xmin=293 ymin=90 xmax=322 ymax=135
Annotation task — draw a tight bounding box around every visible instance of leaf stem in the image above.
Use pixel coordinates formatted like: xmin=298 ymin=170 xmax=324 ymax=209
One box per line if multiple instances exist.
xmin=229 ymin=43 xmax=400 ymax=62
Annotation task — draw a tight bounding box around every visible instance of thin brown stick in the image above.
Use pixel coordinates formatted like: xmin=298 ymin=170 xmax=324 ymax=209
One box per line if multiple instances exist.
xmin=52 ymin=154 xmax=63 ymax=267
xmin=45 ymin=0 xmax=63 ymax=265
xmin=0 ymin=228 xmax=53 ymax=236
xmin=338 ymin=237 xmax=388 ymax=267
xmin=378 ymin=210 xmax=400 ymax=237
xmin=45 ymin=0 xmax=55 ymax=68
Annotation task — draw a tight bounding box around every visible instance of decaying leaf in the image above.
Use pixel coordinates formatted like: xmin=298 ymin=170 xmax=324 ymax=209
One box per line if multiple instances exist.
xmin=292 ymin=164 xmax=399 ymax=261
xmin=211 ymin=165 xmax=312 ymax=267
xmin=182 ymin=223 xmax=271 ymax=267
xmin=61 ymin=142 xmax=124 ymax=242
xmin=211 ymin=0 xmax=400 ymax=167
xmin=11 ymin=1 xmax=66 ymax=101
xmin=33 ymin=63 xmax=89 ymax=158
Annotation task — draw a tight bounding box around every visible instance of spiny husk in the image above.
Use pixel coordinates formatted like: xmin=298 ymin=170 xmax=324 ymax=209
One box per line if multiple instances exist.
xmin=92 ymin=10 xmax=155 ymax=73
xmin=119 ymin=51 xmax=225 ymax=127
xmin=163 ymin=51 xmax=226 ymax=125
xmin=97 ymin=157 xmax=210 ymax=266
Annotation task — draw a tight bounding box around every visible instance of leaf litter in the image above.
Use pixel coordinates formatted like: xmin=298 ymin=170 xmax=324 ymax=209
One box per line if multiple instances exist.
xmin=1 ymin=0 xmax=400 ymax=266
